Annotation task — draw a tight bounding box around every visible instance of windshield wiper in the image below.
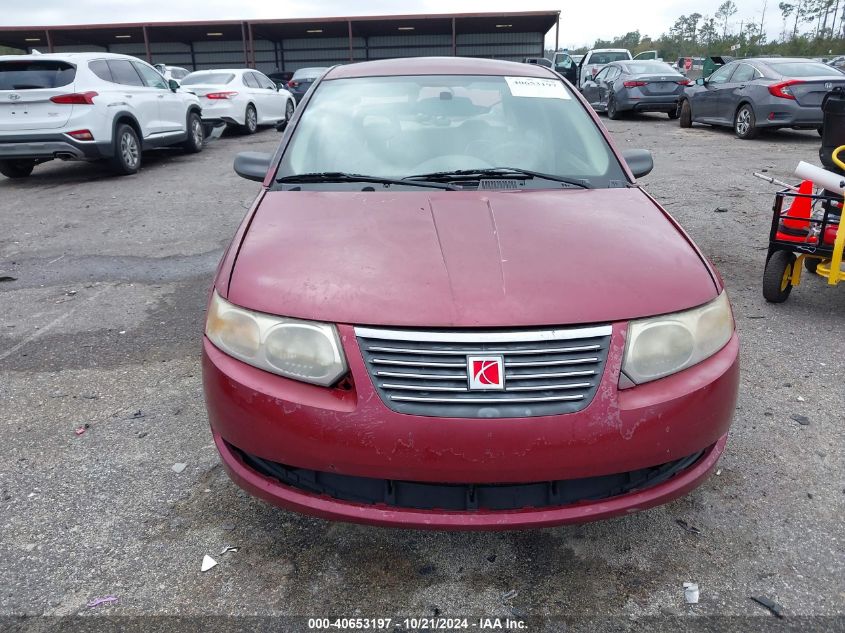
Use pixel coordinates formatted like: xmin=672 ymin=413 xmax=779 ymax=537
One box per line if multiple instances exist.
xmin=404 ymin=167 xmax=591 ymax=189
xmin=277 ymin=172 xmax=457 ymax=190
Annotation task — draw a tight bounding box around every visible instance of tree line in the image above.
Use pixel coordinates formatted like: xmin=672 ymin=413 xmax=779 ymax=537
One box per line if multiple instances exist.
xmin=564 ymin=0 xmax=845 ymax=61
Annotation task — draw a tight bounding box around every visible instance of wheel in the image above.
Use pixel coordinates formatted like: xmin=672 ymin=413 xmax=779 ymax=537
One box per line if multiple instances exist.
xmin=110 ymin=124 xmax=141 ymax=175
xmin=763 ymin=250 xmax=796 ymax=303
xmin=668 ymin=105 xmax=680 ymax=119
xmin=0 ymin=159 xmax=35 ymax=179
xmin=607 ymin=96 xmax=621 ymax=120
xmin=182 ymin=112 xmax=204 ymax=153
xmin=734 ymin=104 xmax=759 ymax=140
xmin=285 ymin=99 xmax=295 ymax=122
xmin=818 ymin=127 xmax=824 ymax=137
xmin=679 ymin=99 xmax=692 ymax=128
xmin=243 ymin=104 xmax=258 ymax=134
xmin=804 ymin=257 xmax=820 ymax=274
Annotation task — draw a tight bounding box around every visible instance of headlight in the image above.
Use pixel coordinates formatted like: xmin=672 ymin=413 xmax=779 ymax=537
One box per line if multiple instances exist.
xmin=205 ymin=290 xmax=347 ymax=386
xmin=621 ymin=292 xmax=733 ymax=385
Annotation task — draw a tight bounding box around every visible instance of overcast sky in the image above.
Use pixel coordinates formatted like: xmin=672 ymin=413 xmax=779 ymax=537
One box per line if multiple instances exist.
xmin=5 ymin=1 xmax=775 ymax=48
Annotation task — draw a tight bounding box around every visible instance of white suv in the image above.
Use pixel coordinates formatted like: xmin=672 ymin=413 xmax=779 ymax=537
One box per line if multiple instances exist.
xmin=578 ymin=49 xmax=633 ymax=89
xmin=0 ymin=52 xmax=205 ymax=178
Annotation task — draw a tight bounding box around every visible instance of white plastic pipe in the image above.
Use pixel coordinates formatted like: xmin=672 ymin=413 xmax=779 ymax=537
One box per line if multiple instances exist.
xmin=795 ymin=161 xmax=845 ymax=194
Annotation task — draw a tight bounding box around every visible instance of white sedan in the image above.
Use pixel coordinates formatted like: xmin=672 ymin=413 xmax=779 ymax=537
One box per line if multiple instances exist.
xmin=181 ymin=69 xmax=296 ymax=134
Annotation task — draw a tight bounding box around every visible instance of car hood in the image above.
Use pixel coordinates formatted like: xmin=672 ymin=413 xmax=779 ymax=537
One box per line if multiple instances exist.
xmin=227 ymin=188 xmax=717 ymax=327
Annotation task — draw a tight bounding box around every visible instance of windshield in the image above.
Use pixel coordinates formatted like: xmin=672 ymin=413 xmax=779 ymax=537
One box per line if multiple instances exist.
xmin=277 ymin=74 xmax=626 ymax=189
xmin=0 ymin=60 xmax=75 ymax=90
xmin=182 ymin=72 xmax=235 ymax=85
xmin=588 ymin=52 xmax=631 ymax=64
xmin=767 ymin=61 xmax=843 ymax=77
xmin=621 ymin=62 xmax=680 ymax=75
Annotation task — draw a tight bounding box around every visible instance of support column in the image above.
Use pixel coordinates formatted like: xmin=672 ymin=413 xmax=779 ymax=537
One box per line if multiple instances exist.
xmin=189 ymin=41 xmax=197 ymax=71
xmin=248 ymin=22 xmax=256 ymax=68
xmin=142 ymin=26 xmax=151 ymax=63
xmin=452 ymin=18 xmax=457 ymax=56
xmin=45 ymin=29 xmax=54 ymax=53
xmin=555 ymin=14 xmax=560 ymax=52
xmin=241 ymin=22 xmax=248 ymax=66
xmin=348 ymin=20 xmax=354 ymax=62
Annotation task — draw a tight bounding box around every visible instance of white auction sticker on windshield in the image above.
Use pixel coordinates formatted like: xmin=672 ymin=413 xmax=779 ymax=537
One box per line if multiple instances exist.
xmin=505 ymin=76 xmax=570 ymax=99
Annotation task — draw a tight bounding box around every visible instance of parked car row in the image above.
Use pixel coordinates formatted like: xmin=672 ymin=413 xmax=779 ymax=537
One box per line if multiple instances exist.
xmin=0 ymin=52 xmax=300 ymax=178
xmin=557 ymin=50 xmax=845 ymax=140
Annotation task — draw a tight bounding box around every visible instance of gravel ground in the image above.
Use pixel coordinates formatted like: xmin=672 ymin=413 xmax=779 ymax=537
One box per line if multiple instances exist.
xmin=0 ymin=114 xmax=843 ymax=632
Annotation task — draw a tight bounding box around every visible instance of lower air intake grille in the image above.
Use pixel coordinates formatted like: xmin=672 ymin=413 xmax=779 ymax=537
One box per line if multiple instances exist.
xmin=355 ymin=325 xmax=612 ymax=418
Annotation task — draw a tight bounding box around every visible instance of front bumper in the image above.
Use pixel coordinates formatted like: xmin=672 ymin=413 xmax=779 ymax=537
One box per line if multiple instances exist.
xmin=203 ymin=323 xmax=739 ymax=529
xmin=0 ymin=133 xmax=110 ymax=161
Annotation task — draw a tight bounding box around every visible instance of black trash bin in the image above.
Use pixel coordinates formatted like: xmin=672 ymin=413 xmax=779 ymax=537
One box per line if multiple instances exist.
xmin=820 ymin=87 xmax=845 ymax=173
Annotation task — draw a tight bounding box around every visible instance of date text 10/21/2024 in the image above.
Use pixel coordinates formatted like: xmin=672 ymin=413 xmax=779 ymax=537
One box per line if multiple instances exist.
xmin=307 ymin=617 xmax=528 ymax=630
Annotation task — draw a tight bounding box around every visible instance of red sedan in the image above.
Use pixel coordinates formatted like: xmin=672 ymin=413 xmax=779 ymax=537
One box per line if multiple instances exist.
xmin=203 ymin=57 xmax=739 ymax=530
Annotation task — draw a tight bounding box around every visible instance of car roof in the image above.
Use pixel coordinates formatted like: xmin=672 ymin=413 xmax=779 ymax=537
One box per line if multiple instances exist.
xmin=0 ymin=52 xmax=152 ymax=63
xmin=326 ymin=56 xmax=554 ymax=80
xmin=186 ymin=68 xmax=249 ymax=74
xmin=588 ymin=49 xmax=630 ymax=53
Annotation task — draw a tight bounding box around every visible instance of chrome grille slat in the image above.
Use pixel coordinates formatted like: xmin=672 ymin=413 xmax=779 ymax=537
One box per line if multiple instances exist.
xmin=506 ymin=370 xmax=596 ymax=379
xmin=356 ymin=325 xmax=611 ymax=418
xmin=505 ymin=357 xmax=599 ymax=368
xmin=381 ymin=383 xmax=468 ymax=392
xmin=390 ymin=395 xmax=585 ymax=404
xmin=375 ymin=371 xmax=466 ymax=380
xmin=506 ymin=382 xmax=593 ymax=392
xmin=365 ymin=344 xmax=602 ymax=356
xmin=371 ymin=358 xmax=467 ymax=368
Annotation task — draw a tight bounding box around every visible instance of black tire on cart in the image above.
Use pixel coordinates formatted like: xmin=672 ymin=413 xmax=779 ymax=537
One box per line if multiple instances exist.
xmin=804 ymin=257 xmax=820 ymax=274
xmin=679 ymin=99 xmax=692 ymax=128
xmin=0 ymin=159 xmax=36 ymax=179
xmin=763 ymin=250 xmax=796 ymax=303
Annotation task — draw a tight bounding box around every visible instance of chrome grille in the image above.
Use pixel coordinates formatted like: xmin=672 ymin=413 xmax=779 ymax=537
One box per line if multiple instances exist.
xmin=355 ymin=325 xmax=611 ymax=418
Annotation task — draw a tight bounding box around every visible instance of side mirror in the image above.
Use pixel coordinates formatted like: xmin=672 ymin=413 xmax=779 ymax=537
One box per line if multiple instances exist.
xmin=168 ymin=79 xmax=179 ymax=92
xmin=695 ymin=77 xmax=706 ymax=86
xmin=234 ymin=151 xmax=272 ymax=182
xmin=621 ymin=149 xmax=654 ymax=179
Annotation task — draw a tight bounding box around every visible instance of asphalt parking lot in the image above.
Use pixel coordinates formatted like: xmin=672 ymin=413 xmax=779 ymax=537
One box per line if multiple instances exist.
xmin=1 ymin=115 xmax=843 ymax=630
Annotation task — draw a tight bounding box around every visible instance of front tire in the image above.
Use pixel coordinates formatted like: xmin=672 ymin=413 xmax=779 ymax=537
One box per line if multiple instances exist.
xmin=734 ymin=104 xmax=759 ymax=140
xmin=0 ymin=159 xmax=35 ymax=179
xmin=243 ymin=104 xmax=258 ymax=134
xmin=110 ymin=124 xmax=141 ymax=175
xmin=804 ymin=257 xmax=820 ymax=274
xmin=763 ymin=250 xmax=796 ymax=303
xmin=679 ymin=99 xmax=692 ymax=128
xmin=182 ymin=112 xmax=204 ymax=153
xmin=668 ymin=105 xmax=680 ymax=119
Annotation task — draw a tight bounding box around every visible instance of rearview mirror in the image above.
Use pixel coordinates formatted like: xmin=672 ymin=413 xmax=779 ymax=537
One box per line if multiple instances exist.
xmin=621 ymin=149 xmax=654 ymax=179
xmin=234 ymin=151 xmax=272 ymax=182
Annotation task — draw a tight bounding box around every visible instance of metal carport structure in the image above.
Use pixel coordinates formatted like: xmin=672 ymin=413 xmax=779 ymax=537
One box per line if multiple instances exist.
xmin=0 ymin=11 xmax=561 ymax=73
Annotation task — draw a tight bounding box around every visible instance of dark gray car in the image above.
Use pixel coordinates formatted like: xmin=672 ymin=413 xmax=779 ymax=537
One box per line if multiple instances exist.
xmin=679 ymin=57 xmax=845 ymax=139
xmin=287 ymin=67 xmax=328 ymax=103
xmin=581 ymin=61 xmax=689 ymax=120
